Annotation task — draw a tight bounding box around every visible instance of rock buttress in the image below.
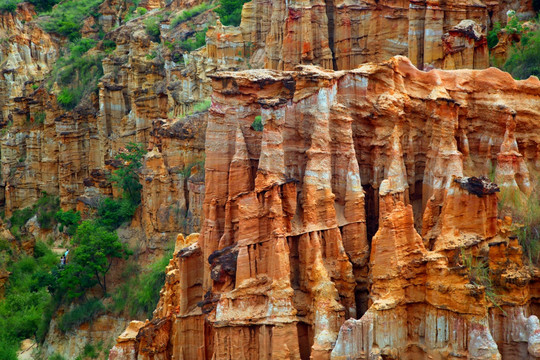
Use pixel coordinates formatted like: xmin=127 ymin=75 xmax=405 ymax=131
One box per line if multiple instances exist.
xmin=112 ymin=56 xmax=540 ymax=359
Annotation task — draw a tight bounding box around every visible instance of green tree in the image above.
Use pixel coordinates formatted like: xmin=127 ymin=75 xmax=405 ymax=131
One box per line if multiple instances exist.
xmin=215 ymin=0 xmax=248 ymax=26
xmin=502 ymin=16 xmax=540 ymax=79
xmin=110 ymin=142 xmax=146 ymax=205
xmin=55 ymin=209 xmax=81 ymax=236
xmin=68 ymin=221 xmax=130 ymax=296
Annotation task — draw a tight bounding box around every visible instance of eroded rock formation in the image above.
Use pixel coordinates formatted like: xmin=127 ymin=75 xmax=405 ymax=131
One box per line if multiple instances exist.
xmin=114 ymin=56 xmax=540 ymax=359
xmin=206 ymin=0 xmax=535 ymax=71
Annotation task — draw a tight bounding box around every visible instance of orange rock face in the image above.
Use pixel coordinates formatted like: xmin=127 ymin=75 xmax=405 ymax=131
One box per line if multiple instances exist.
xmin=206 ymin=0 xmax=534 ymax=71
xmin=112 ymin=56 xmax=540 ymax=359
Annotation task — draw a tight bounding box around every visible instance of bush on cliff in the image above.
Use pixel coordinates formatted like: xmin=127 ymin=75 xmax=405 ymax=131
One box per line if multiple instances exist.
xmin=492 ymin=13 xmax=540 ymax=79
xmin=9 ymin=193 xmax=60 ymax=239
xmin=55 ymin=209 xmax=81 ymax=236
xmin=503 ymin=26 xmax=540 ymax=79
xmin=66 ymin=221 xmax=131 ymax=297
xmin=96 ymin=198 xmax=137 ymax=230
xmin=40 ymin=0 xmax=104 ymax=40
xmin=109 ymin=142 xmax=147 ymax=206
xmin=215 ymin=0 xmax=247 ymax=26
xmin=499 ymin=187 xmax=540 ymax=265
xmin=178 ymin=29 xmax=207 ymax=51
xmin=57 ymin=298 xmax=105 ymax=333
xmin=144 ymin=15 xmax=162 ymax=41
xmin=111 ymin=246 xmax=173 ymax=319
xmin=0 ymin=242 xmax=58 ymax=359
xmin=52 ymin=52 xmax=104 ymax=110
xmin=0 ymin=0 xmax=18 ymax=13
xmin=171 ymin=2 xmax=212 ymax=27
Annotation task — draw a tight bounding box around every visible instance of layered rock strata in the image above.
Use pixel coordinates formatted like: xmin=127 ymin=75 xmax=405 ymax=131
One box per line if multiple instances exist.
xmin=0 ymin=7 xmax=212 ymax=237
xmin=206 ymin=0 xmax=535 ymax=72
xmin=114 ymin=56 xmax=540 ymax=359
xmin=0 ymin=3 xmax=59 ymax=118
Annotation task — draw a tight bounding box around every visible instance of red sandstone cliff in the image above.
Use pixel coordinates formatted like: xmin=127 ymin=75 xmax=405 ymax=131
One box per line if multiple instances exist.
xmin=111 ymin=55 xmax=540 ymax=359
xmin=206 ymin=0 xmax=535 ymax=71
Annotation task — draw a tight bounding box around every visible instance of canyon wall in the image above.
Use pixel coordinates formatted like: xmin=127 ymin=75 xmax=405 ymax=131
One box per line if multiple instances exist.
xmin=0 ymin=0 xmax=534 ymax=230
xmin=113 ymin=56 xmax=540 ymax=359
xmin=0 ymin=6 xmax=211 ymax=240
xmin=207 ymin=0 xmax=535 ymax=71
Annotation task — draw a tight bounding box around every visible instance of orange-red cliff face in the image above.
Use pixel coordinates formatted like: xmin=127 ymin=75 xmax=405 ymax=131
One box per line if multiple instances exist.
xmin=206 ymin=0 xmax=535 ymax=71
xmin=111 ymin=56 xmax=540 ymax=359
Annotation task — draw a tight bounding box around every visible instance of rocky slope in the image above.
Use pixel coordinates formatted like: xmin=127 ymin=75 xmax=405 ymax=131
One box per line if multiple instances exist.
xmin=112 ymin=56 xmax=540 ymax=359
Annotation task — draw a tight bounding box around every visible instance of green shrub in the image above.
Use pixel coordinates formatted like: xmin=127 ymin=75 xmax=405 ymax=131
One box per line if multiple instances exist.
xmin=57 ymin=88 xmax=76 ymax=109
xmin=178 ymin=29 xmax=207 ymax=51
xmin=111 ymin=249 xmax=173 ymax=319
xmin=0 ymin=244 xmax=58 ymax=355
xmin=102 ymin=39 xmax=116 ymax=52
xmin=215 ymin=0 xmax=247 ymax=26
xmin=55 ymin=209 xmax=81 ymax=236
xmin=8 ymin=193 xmax=59 ymax=236
xmin=498 ymin=187 xmax=540 ymax=264
xmin=9 ymin=207 xmax=35 ymax=238
xmin=96 ymin=198 xmax=136 ymax=230
xmin=460 ymin=248 xmax=500 ymax=308
xmin=51 ymin=54 xmax=104 ymax=110
xmin=58 ymin=298 xmax=105 ymax=333
xmin=40 ymin=0 xmax=104 ymax=40
xmin=487 ymin=22 xmax=501 ymax=49
xmin=192 ymin=98 xmax=211 ymax=113
xmin=35 ymin=194 xmax=60 ymax=230
xmin=171 ymin=2 xmax=211 ymax=27
xmin=136 ymin=6 xmax=147 ymax=15
xmin=251 ymin=115 xmax=263 ymax=131
xmin=34 ymin=111 xmax=46 ymax=125
xmin=48 ymin=354 xmax=67 ymax=360
xmin=503 ymin=27 xmax=540 ymax=79
xmin=0 ymin=0 xmax=18 ymax=13
xmin=144 ymin=16 xmax=161 ymax=41
xmin=83 ymin=343 xmax=98 ymax=359
xmin=109 ymin=142 xmax=146 ymax=206
xmin=493 ymin=13 xmax=540 ymax=79
xmin=28 ymin=0 xmax=59 ymax=12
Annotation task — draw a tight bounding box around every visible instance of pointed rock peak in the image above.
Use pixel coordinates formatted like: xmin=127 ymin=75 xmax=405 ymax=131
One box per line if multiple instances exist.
xmin=232 ymin=127 xmax=249 ymax=163
xmin=500 ymin=112 xmax=520 ymax=154
xmin=380 ymin=126 xmax=408 ymax=196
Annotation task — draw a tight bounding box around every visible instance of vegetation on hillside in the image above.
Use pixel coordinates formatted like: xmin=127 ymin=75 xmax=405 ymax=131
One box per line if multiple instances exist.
xmin=0 ymin=142 xmax=150 ymax=356
xmin=9 ymin=193 xmax=60 ymax=239
xmin=498 ymin=187 xmax=540 ymax=265
xmin=0 ymin=241 xmax=58 ymax=360
xmin=215 ymin=0 xmax=247 ymax=26
xmin=111 ymin=248 xmax=173 ymax=319
xmin=0 ymin=0 xmax=59 ymax=13
xmin=40 ymin=0 xmax=104 ymax=41
xmin=171 ymin=2 xmax=212 ymax=27
xmin=47 ymin=38 xmax=104 ymax=109
xmin=489 ymin=12 xmax=540 ymax=79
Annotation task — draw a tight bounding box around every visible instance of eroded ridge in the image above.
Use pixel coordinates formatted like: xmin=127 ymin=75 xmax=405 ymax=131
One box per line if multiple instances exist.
xmin=111 ymin=56 xmax=540 ymax=360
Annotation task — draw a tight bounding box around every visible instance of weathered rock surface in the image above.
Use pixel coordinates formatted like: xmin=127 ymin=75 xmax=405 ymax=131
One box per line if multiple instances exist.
xmin=205 ymin=0 xmax=534 ymax=71
xmin=0 ymin=7 xmax=211 ymax=238
xmin=0 ymin=3 xmax=59 ymax=118
xmin=114 ymin=56 xmax=540 ymax=359
xmin=43 ymin=314 xmax=130 ymax=360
